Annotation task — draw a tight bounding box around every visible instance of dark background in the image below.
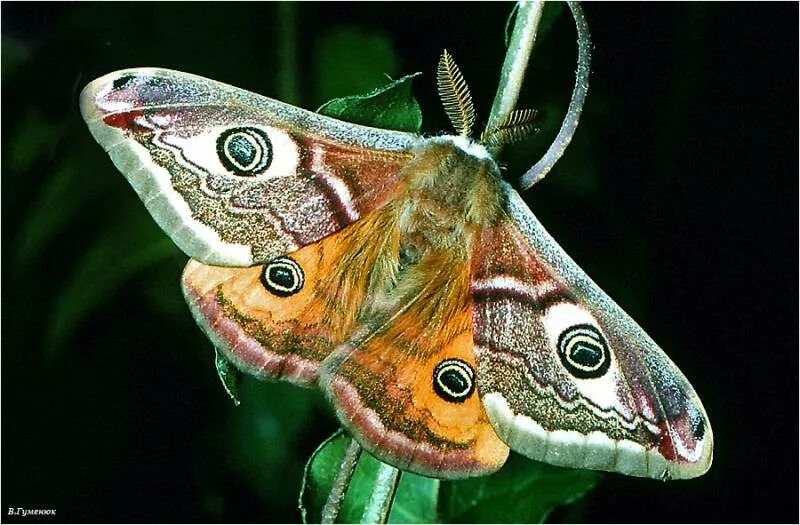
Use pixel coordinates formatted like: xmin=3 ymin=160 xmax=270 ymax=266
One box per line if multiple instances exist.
xmin=2 ymin=2 xmax=797 ymax=523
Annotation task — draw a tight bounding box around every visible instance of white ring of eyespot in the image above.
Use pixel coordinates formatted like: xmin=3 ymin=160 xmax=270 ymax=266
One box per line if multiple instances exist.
xmin=222 ymin=129 xmax=270 ymax=173
xmin=262 ymin=257 xmax=304 ymax=295
xmin=434 ymin=359 xmax=475 ymax=399
xmin=561 ymin=328 xmax=607 ymax=373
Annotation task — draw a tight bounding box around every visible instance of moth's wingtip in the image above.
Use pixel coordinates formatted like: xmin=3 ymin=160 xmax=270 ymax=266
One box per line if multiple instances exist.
xmin=671 ymin=395 xmax=714 ymax=480
xmin=79 ymin=69 xmax=134 ymax=122
xmin=78 ymin=68 xmax=181 ymax=122
xmin=78 ymin=75 xmax=105 ymax=122
xmin=668 ymin=425 xmax=714 ymax=480
xmin=666 ymin=457 xmax=713 ymax=480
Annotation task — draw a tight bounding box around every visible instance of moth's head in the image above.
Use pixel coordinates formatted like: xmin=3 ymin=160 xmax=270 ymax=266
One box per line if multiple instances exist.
xmin=449 ymin=134 xmax=493 ymax=161
xmin=418 ymin=135 xmax=498 ymax=175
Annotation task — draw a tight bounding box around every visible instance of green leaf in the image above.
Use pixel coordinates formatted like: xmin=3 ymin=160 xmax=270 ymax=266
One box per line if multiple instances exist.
xmin=300 ymin=430 xmax=438 ymax=524
xmin=7 ymin=107 xmax=59 ymax=175
xmin=317 ymin=73 xmax=423 ymax=133
xmin=14 ymin=157 xmax=115 ymax=266
xmin=299 ymin=430 xmax=353 ymax=523
xmin=44 ymin=201 xmax=180 ymax=357
xmin=214 ymin=349 xmax=242 ymax=406
xmin=439 ymin=453 xmax=600 ymax=523
xmin=314 ymin=27 xmax=400 ymax=106
xmin=388 ymin=471 xmax=439 ymax=524
xmin=227 ymin=379 xmax=322 ymax=510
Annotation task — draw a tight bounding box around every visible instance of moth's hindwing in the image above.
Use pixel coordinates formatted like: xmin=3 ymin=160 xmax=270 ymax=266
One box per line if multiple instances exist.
xmin=182 ymin=210 xmax=401 ymax=385
xmin=80 ymin=68 xmax=418 ymax=266
xmin=471 ymin=183 xmax=713 ymax=480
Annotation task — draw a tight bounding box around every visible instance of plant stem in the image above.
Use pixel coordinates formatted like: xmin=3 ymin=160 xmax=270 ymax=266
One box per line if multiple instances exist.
xmin=518 ymin=1 xmax=592 ymax=189
xmin=320 ymin=437 xmax=362 ymax=524
xmin=276 ymin=2 xmax=300 ymax=104
xmin=361 ymin=462 xmax=401 ymax=524
xmin=486 ymin=1 xmax=593 ymax=190
xmin=485 ymin=0 xmax=545 ymax=157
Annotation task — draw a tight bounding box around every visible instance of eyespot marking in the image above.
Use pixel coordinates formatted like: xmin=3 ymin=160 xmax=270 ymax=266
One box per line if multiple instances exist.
xmin=557 ymin=324 xmax=610 ymax=379
xmin=260 ymin=257 xmax=304 ymax=297
xmin=433 ymin=358 xmax=475 ymax=403
xmin=217 ymin=127 xmax=272 ymax=176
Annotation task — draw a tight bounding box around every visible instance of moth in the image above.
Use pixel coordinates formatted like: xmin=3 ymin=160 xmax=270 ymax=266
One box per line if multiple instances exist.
xmin=79 ymin=46 xmax=712 ymax=481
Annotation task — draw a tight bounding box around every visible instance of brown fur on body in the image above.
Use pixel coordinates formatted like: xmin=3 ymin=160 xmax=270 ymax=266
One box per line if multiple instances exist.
xmin=350 ymin=138 xmax=505 ymax=349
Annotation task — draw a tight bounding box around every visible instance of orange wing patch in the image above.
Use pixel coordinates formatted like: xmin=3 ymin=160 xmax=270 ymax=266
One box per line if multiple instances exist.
xmin=182 ymin=209 xmax=398 ymax=386
xmin=319 ymin=250 xmax=509 ymax=478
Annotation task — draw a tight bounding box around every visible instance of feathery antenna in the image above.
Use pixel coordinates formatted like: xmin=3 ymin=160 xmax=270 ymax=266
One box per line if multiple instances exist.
xmin=437 ymin=50 xmax=476 ymax=137
xmin=481 ymin=108 xmax=539 ymax=148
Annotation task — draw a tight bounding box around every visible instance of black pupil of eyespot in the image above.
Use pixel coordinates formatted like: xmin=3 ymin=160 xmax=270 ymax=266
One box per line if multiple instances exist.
xmin=227 ymin=134 xmax=258 ymax=167
xmin=570 ymin=341 xmax=603 ymax=367
xmin=432 ymin=359 xmax=475 ymax=403
xmin=217 ymin=127 xmax=272 ymax=176
xmin=268 ymin=265 xmax=294 ymax=288
xmin=440 ymin=369 xmax=469 ymax=394
xmin=557 ymin=324 xmax=610 ymax=379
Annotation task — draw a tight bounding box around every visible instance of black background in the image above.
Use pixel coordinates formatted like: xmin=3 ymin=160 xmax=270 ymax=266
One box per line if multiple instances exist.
xmin=2 ymin=2 xmax=797 ymax=523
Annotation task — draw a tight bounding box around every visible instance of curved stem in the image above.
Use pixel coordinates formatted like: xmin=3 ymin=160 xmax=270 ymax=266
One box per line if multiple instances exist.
xmin=276 ymin=2 xmax=300 ymax=104
xmin=320 ymin=437 xmax=362 ymax=524
xmin=361 ymin=462 xmax=401 ymax=524
xmin=485 ymin=0 xmax=545 ymax=157
xmin=519 ymin=1 xmax=592 ymax=190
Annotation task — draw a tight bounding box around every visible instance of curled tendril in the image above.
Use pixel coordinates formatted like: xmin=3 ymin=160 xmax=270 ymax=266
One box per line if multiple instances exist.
xmin=519 ymin=1 xmax=592 ymax=190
